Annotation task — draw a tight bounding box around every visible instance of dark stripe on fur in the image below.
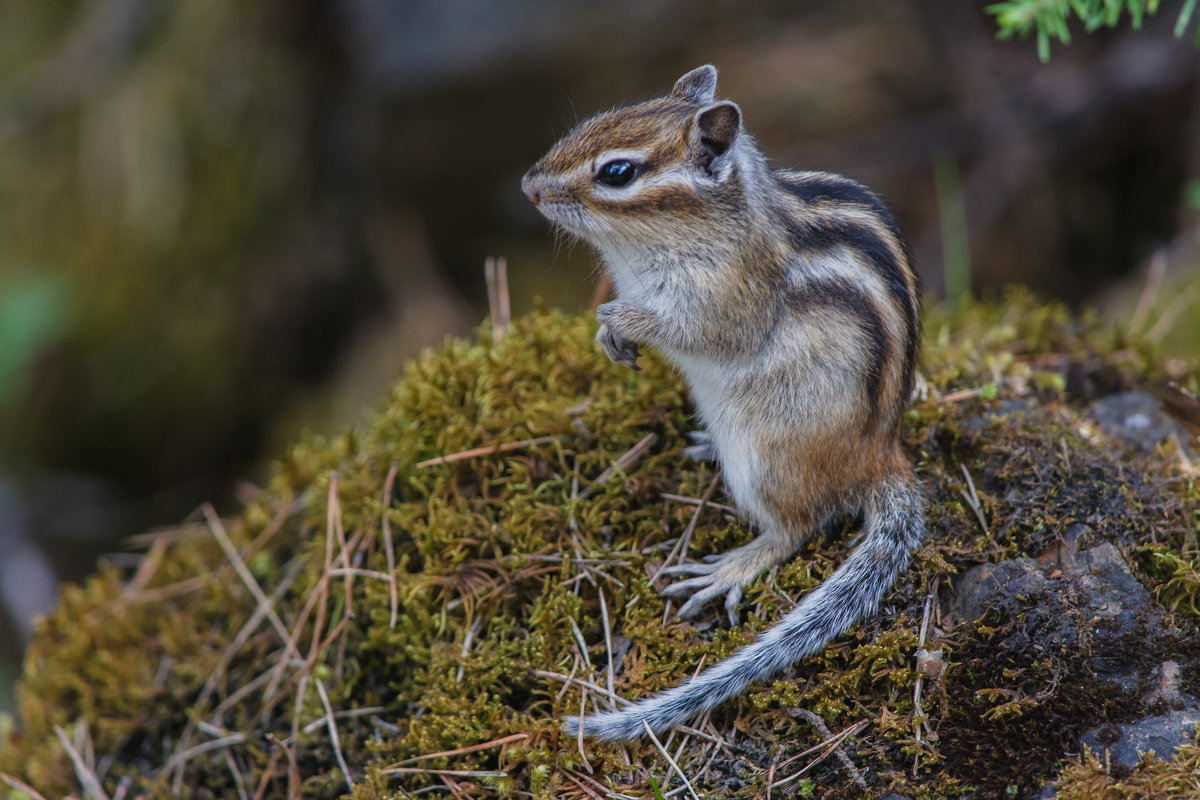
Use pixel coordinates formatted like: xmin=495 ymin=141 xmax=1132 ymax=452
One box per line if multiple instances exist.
xmin=777 ymin=197 xmax=918 ymax=418
xmin=777 ymin=172 xmax=901 ymax=239
xmin=777 ymin=173 xmax=916 ymax=412
xmin=785 ymin=279 xmax=891 ymax=422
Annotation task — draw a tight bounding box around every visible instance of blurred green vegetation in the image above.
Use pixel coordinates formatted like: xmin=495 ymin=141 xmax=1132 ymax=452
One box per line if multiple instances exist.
xmin=0 ymin=0 xmax=317 ymax=493
xmin=990 ymin=0 xmax=1200 ymax=60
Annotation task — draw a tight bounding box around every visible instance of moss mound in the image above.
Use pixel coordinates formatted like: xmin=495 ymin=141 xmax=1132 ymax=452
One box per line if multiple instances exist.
xmin=2 ymin=293 xmax=1198 ymax=799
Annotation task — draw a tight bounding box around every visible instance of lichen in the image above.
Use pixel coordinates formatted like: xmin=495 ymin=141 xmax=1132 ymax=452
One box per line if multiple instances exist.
xmin=1 ymin=291 xmax=1198 ymax=800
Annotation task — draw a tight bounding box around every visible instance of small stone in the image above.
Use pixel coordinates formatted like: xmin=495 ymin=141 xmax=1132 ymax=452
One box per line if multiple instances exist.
xmin=1078 ymin=703 xmax=1200 ymax=771
xmin=1091 ymin=391 xmax=1194 ymax=456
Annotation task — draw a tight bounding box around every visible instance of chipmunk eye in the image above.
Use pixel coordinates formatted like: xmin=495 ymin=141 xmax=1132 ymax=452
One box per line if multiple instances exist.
xmin=596 ymin=159 xmax=639 ymax=187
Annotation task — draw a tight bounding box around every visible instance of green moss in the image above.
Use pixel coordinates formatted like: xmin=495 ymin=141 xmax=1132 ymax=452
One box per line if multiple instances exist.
xmin=2 ymin=294 xmax=1198 ymax=799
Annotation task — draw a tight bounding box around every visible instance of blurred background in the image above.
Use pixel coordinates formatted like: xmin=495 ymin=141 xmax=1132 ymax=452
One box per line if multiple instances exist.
xmin=0 ymin=0 xmax=1198 ymax=715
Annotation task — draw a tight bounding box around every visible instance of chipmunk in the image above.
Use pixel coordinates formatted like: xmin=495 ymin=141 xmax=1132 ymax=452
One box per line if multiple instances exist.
xmin=522 ymin=65 xmax=925 ymax=742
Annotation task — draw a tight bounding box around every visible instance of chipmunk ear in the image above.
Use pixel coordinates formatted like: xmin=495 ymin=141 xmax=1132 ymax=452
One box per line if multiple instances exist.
xmin=696 ymin=101 xmax=741 ymax=158
xmin=672 ymin=65 xmax=717 ymax=104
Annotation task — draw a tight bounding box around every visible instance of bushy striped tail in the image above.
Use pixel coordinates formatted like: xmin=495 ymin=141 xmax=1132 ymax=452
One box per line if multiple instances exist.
xmin=563 ymin=476 xmax=924 ymax=742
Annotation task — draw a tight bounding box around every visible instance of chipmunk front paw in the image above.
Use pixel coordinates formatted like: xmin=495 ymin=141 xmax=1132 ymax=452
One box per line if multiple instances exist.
xmin=596 ymin=324 xmax=641 ymax=370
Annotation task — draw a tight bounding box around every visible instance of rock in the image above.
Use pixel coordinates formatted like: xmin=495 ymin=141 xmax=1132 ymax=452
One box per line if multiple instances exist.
xmin=1078 ymin=703 xmax=1200 ymax=771
xmin=1091 ymin=391 xmax=1194 ymax=457
xmin=941 ymin=557 xmax=1047 ymax=626
xmin=944 ymin=542 xmax=1157 ymax=643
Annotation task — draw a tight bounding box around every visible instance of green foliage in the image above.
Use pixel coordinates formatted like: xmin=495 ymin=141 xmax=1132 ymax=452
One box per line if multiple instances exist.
xmin=988 ymin=0 xmax=1200 ymax=61
xmin=1136 ymin=544 xmax=1200 ymax=618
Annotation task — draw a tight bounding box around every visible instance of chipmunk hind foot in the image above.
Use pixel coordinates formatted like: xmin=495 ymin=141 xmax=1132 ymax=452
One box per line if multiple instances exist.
xmin=660 ymin=533 xmax=796 ymax=624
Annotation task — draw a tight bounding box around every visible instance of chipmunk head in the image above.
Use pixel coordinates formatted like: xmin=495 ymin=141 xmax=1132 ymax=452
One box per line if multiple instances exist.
xmin=522 ymin=66 xmax=747 ymax=244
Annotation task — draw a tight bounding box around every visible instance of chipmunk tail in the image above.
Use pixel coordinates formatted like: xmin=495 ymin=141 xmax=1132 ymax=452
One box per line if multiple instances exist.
xmin=564 ymin=475 xmax=924 ymax=742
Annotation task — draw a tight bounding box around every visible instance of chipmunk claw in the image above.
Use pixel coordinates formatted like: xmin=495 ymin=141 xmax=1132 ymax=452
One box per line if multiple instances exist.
xmin=596 ymin=323 xmax=641 ymax=370
xmin=663 ymin=577 xmax=744 ymax=625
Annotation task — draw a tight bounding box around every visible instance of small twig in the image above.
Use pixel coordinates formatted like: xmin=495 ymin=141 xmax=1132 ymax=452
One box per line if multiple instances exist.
xmin=654 ymin=471 xmax=723 ymax=580
xmin=392 ymin=734 xmax=529 ymax=767
xmin=315 ymin=679 xmax=353 ymax=793
xmin=385 ymin=768 xmax=508 ymax=779
xmin=0 ymin=772 xmax=51 ymax=800
xmin=643 ymin=722 xmax=702 ymax=800
xmin=222 ymin=750 xmax=251 ymax=800
xmin=300 ymin=706 xmax=388 ymax=736
xmin=382 ymin=462 xmax=400 ymax=629
xmin=328 ymin=476 xmax=356 ymax=681
xmin=54 ymin=724 xmax=109 ymax=800
xmin=1130 ymin=250 xmax=1166 ymax=334
xmin=484 ymin=256 xmax=511 ymax=341
xmin=534 ymin=670 xmax=729 ymax=748
xmin=455 ymin=615 xmax=485 ymax=682
xmin=195 ymin=559 xmax=305 ymax=710
xmin=598 ymin=587 xmax=616 ymax=709
xmin=121 ymin=534 xmax=170 ymax=597
xmin=497 ymin=257 xmax=510 ymax=331
xmin=772 ymin=717 xmax=869 ymax=789
xmin=577 ymin=685 xmax=592 ymax=773
xmin=1147 ymin=282 xmax=1199 ymax=344
xmin=159 ymin=734 xmax=247 ymax=780
xmin=577 ymin=433 xmax=659 ymax=499
xmin=787 ymin=709 xmax=867 ymax=788
xmin=563 ymin=771 xmax=605 ymax=800
xmin=660 ymin=492 xmax=737 ymax=514
xmin=416 ymin=435 xmax=561 ymax=468
xmin=202 ymin=505 xmax=303 ymax=663
xmin=958 ymin=464 xmax=990 ymax=537
xmin=938 ymin=387 xmax=986 ymax=405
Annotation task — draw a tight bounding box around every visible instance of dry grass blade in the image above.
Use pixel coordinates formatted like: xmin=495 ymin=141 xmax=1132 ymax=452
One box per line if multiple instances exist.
xmin=535 ymin=669 xmax=731 ymax=748
xmin=0 ymin=772 xmax=50 ymax=800
xmin=202 ymin=505 xmax=303 ymax=663
xmin=789 ymin=709 xmax=866 ymax=788
xmin=937 ymin=386 xmax=986 ymax=405
xmin=195 ymin=559 xmax=304 ymax=710
xmin=391 ymin=733 xmax=528 ymax=766
xmin=1129 ymin=250 xmax=1166 ymax=334
xmin=958 ymin=465 xmax=990 ymax=537
xmin=159 ymin=734 xmax=247 ymax=779
xmin=416 ymin=435 xmax=561 ymax=468
xmin=328 ymin=474 xmax=354 ymax=635
xmin=53 ymin=725 xmax=110 ymax=800
xmin=660 ymin=492 xmax=737 ymax=514
xmin=485 ymin=256 xmax=512 ymax=341
xmin=642 ymin=721 xmax=701 ymax=800
xmin=578 ymin=432 xmax=659 ymax=499
xmin=301 ymin=706 xmax=387 ymax=736
xmin=654 ymin=470 xmax=722 ymax=580
xmin=563 ymin=770 xmax=605 ymax=800
xmin=577 ymin=685 xmax=591 ymax=773
xmin=598 ymin=587 xmax=616 ymax=709
xmin=121 ymin=534 xmax=169 ymax=597
xmin=222 ymin=750 xmax=250 ymax=800
xmin=382 ymin=461 xmax=400 ymax=628
xmin=382 ymin=768 xmax=509 ymax=778
xmin=771 ymin=717 xmax=869 ymax=789
xmin=315 ymin=679 xmax=353 ymax=792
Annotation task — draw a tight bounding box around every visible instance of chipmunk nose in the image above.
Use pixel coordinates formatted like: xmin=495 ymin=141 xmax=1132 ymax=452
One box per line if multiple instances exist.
xmin=521 ymin=171 xmax=542 ymax=206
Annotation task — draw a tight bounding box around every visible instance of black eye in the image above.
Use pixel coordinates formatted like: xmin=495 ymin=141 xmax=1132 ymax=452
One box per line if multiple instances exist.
xmin=596 ymin=159 xmax=639 ymax=187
